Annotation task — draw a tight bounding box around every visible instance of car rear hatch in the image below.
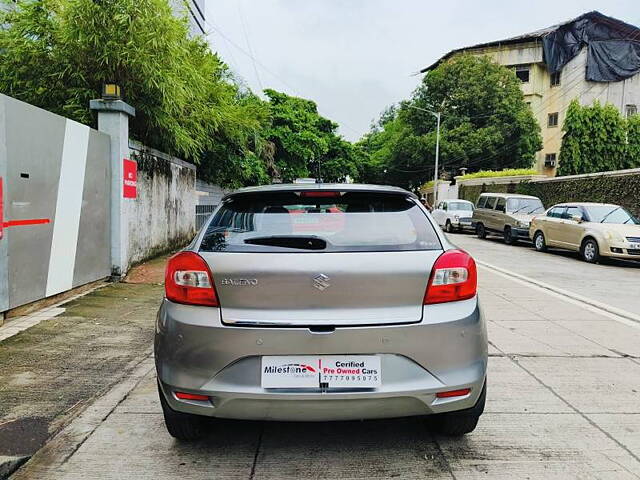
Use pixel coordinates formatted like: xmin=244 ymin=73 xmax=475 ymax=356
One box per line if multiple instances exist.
xmin=198 ymin=188 xmax=443 ymax=326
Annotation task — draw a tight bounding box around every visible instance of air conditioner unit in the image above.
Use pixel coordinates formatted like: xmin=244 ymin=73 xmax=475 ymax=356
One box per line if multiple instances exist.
xmin=544 ymin=159 xmax=557 ymax=168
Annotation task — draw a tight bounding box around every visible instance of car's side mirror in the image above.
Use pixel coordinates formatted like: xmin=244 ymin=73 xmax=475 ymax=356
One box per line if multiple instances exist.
xmin=571 ymin=215 xmax=583 ymax=223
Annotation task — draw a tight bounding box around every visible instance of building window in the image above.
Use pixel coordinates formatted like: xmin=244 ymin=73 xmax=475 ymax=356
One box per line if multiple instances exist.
xmin=626 ymin=104 xmax=638 ymax=117
xmin=550 ymin=71 xmax=561 ymax=87
xmin=514 ymin=65 xmax=530 ymax=83
xmin=548 ymin=112 xmax=559 ymax=128
xmin=544 ymin=153 xmax=557 ymax=168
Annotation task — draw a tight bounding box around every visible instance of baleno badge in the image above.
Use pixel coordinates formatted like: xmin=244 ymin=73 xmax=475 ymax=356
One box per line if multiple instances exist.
xmin=313 ymin=274 xmax=330 ymax=291
xmin=221 ymin=278 xmax=258 ymax=286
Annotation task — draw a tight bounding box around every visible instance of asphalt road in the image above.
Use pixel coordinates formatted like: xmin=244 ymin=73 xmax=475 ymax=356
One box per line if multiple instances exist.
xmin=450 ymin=230 xmax=640 ymax=320
xmin=12 ymin=250 xmax=640 ymax=479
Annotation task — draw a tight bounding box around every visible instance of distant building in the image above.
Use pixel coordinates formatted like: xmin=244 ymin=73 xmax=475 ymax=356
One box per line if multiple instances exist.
xmin=171 ymin=0 xmax=206 ymax=36
xmin=421 ymin=11 xmax=640 ymax=175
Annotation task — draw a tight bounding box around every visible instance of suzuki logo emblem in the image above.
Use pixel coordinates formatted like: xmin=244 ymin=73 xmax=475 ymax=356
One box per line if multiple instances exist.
xmin=313 ymin=274 xmax=330 ymax=291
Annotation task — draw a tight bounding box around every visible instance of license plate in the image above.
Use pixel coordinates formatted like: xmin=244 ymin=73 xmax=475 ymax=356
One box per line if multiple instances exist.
xmin=261 ymin=355 xmax=381 ymax=388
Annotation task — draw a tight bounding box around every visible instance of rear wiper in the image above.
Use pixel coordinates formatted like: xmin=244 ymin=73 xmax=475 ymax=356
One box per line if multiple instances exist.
xmin=244 ymin=235 xmax=328 ymax=250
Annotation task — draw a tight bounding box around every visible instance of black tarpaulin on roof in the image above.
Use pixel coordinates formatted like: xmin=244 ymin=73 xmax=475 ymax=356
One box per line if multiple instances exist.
xmin=542 ymin=13 xmax=640 ymax=82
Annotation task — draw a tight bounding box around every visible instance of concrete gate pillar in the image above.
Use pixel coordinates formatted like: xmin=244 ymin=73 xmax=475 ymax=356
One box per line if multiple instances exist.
xmin=89 ymin=94 xmax=135 ymax=279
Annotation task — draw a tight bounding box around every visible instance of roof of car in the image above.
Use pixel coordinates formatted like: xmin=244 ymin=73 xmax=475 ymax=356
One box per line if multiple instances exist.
xmin=223 ymin=183 xmax=417 ymax=200
xmin=554 ymin=202 xmax=619 ymax=208
xmin=443 ymin=199 xmax=473 ymax=203
xmin=478 ymin=193 xmax=540 ymax=199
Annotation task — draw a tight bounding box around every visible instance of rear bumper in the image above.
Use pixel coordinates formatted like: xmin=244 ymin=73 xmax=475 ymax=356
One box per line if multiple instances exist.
xmin=155 ymin=298 xmax=488 ymax=421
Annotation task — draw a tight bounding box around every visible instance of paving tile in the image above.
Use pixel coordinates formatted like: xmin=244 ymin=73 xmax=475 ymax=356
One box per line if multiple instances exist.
xmin=438 ymin=413 xmax=640 ymax=479
xmin=485 ymin=357 xmax=572 ymax=413
xmin=514 ymin=300 xmax=611 ymax=322
xmin=489 ymin=320 xmax=616 ymax=357
xmin=556 ymin=320 xmax=640 ymax=357
xmin=116 ymin=371 xmax=161 ymax=414
xmin=253 ymin=419 xmax=450 ymax=480
xmin=44 ymin=413 xmax=260 ymax=480
xmin=518 ymin=357 xmax=640 ymax=414
xmin=587 ymin=413 xmax=640 ymax=457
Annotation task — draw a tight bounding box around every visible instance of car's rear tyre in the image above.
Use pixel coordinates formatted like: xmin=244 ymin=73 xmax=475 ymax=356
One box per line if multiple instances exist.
xmin=533 ymin=231 xmax=547 ymax=252
xmin=476 ymin=223 xmax=486 ymax=239
xmin=581 ymin=238 xmax=600 ymax=264
xmin=158 ymin=383 xmax=208 ymax=441
xmin=503 ymin=227 xmax=517 ymax=245
xmin=445 ymin=220 xmax=454 ymax=233
xmin=431 ymin=382 xmax=486 ymax=437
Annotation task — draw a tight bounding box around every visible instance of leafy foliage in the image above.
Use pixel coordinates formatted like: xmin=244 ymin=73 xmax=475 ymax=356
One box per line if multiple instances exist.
xmin=558 ymin=100 xmax=638 ymax=175
xmin=0 ymin=0 xmax=259 ymax=161
xmin=264 ymin=89 xmax=360 ymax=183
xmin=359 ymin=55 xmax=542 ymax=189
xmin=0 ymin=0 xmax=363 ymax=188
xmin=456 ymin=168 xmax=539 ymax=181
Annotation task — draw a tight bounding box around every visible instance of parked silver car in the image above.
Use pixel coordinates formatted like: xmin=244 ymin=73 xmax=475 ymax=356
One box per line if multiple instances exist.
xmin=155 ymin=184 xmax=487 ymax=441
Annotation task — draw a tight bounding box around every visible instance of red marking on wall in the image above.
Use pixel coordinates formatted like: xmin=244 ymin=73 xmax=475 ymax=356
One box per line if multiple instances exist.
xmin=0 ymin=176 xmax=51 ymax=240
xmin=123 ymin=159 xmax=137 ymax=198
xmin=3 ymin=218 xmax=50 ymax=227
xmin=0 ymin=177 xmax=3 ymax=240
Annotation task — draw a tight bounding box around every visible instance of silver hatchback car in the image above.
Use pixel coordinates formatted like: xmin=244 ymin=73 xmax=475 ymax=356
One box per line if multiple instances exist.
xmin=155 ymin=184 xmax=487 ymax=441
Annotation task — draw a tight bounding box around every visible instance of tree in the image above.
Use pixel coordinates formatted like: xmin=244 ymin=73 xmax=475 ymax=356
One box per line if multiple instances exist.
xmin=0 ymin=0 xmax=265 ymax=163
xmin=559 ymin=100 xmax=638 ymax=175
xmin=360 ymin=55 xmax=542 ymax=189
xmin=264 ymin=89 xmax=360 ymax=183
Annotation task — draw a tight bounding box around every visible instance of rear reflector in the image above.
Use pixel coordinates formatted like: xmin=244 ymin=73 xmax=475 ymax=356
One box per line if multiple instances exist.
xmin=175 ymin=392 xmax=210 ymax=401
xmin=424 ymin=249 xmax=477 ymax=304
xmin=299 ymin=191 xmax=343 ymax=198
xmin=165 ymin=251 xmax=219 ymax=307
xmin=436 ymin=388 xmax=471 ymax=398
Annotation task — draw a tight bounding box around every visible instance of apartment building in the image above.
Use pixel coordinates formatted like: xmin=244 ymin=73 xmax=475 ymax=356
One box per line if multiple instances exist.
xmin=421 ymin=11 xmax=640 ymax=175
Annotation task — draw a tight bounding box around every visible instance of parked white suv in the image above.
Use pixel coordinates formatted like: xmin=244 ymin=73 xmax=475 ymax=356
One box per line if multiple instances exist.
xmin=432 ymin=199 xmax=475 ymax=233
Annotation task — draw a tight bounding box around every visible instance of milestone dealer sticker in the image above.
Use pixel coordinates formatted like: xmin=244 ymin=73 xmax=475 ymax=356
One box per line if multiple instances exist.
xmin=261 ymin=355 xmax=381 ymax=389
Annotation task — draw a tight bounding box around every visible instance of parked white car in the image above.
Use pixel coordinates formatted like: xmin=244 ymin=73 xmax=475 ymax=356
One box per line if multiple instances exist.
xmin=432 ymin=199 xmax=475 ymax=233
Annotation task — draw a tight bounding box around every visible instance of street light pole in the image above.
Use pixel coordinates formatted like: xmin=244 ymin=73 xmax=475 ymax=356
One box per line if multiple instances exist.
xmin=408 ymin=105 xmax=441 ymax=205
xmin=433 ymin=111 xmax=440 ymax=205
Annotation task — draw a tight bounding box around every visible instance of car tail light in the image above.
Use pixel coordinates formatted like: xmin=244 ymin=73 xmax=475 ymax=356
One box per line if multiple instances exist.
xmin=299 ymin=191 xmax=343 ymax=198
xmin=436 ymin=388 xmax=471 ymax=398
xmin=165 ymin=251 xmax=219 ymax=306
xmin=424 ymin=249 xmax=477 ymax=304
xmin=175 ymin=391 xmax=210 ymax=401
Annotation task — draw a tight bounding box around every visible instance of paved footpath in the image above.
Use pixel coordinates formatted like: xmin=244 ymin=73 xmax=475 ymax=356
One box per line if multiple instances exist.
xmin=0 ymin=255 xmax=168 ymax=478
xmin=10 ymin=260 xmax=640 ymax=479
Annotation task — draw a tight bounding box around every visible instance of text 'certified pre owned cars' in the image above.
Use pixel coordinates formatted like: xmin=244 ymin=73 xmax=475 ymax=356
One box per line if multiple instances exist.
xmin=155 ymin=184 xmax=487 ymax=441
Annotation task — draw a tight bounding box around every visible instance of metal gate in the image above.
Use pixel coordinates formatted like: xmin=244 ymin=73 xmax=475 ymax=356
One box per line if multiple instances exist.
xmin=195 ymin=204 xmax=217 ymax=230
xmin=0 ymin=94 xmax=111 ymax=312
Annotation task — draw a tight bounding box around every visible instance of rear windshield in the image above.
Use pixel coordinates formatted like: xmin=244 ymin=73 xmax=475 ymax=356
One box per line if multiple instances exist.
xmin=449 ymin=202 xmax=473 ymax=211
xmin=199 ymin=191 xmax=441 ymax=253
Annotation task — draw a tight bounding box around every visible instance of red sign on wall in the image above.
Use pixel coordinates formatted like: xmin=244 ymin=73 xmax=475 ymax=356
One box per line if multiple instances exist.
xmin=123 ymin=159 xmax=137 ymax=199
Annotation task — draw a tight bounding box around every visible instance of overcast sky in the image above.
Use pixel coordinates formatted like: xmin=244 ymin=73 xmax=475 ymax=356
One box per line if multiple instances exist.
xmin=205 ymin=1 xmax=639 ymax=141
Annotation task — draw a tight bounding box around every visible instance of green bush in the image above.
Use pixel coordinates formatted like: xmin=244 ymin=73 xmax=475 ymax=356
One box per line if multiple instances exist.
xmin=517 ymin=174 xmax=640 ymax=218
xmin=456 ymin=168 xmax=538 ymax=182
xmin=559 ymin=100 xmax=640 ymax=175
xmin=459 ymin=183 xmax=513 ymax=203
